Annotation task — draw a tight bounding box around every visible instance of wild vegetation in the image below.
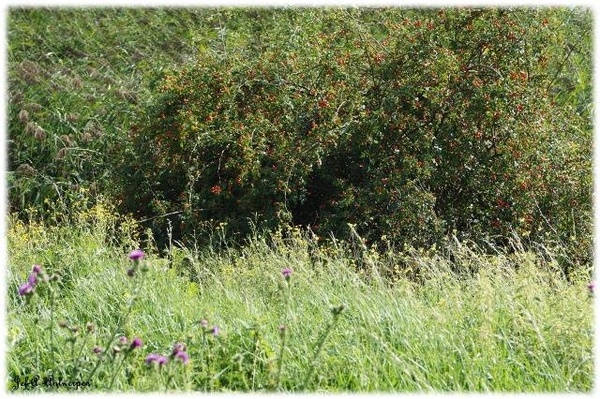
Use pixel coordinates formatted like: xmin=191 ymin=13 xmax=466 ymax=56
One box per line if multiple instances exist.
xmin=6 ymin=7 xmax=593 ymax=392
xmin=7 ymin=201 xmax=594 ymax=392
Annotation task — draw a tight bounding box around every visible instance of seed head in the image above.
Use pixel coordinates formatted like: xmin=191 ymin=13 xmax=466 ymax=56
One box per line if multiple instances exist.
xmin=25 ymin=121 xmax=36 ymax=135
xmin=28 ymin=103 xmax=42 ymax=112
xmin=16 ymin=163 xmax=35 ymax=176
xmin=34 ymin=125 xmax=46 ymax=141
xmin=18 ymin=109 xmax=30 ymax=122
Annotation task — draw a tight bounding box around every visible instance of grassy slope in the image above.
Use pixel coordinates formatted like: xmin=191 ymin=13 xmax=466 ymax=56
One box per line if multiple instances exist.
xmin=6 ymin=204 xmax=593 ymax=392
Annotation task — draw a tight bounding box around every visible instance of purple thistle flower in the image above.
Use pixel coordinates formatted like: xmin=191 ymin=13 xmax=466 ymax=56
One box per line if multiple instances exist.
xmin=18 ymin=282 xmax=33 ymax=296
xmin=28 ymin=272 xmax=38 ymax=286
xmin=130 ymin=337 xmax=143 ymax=349
xmin=172 ymin=343 xmax=185 ymax=355
xmin=588 ymin=282 xmax=595 ymax=295
xmin=93 ymin=346 xmax=103 ymax=354
xmin=157 ymin=356 xmax=169 ymax=366
xmin=199 ymin=319 xmax=209 ymax=328
xmin=175 ymin=351 xmax=190 ymax=365
xmin=145 ymin=353 xmax=160 ymax=365
xmin=32 ymin=265 xmax=42 ymax=274
xmin=119 ymin=336 xmax=128 ymax=344
xmin=282 ymin=268 xmax=293 ymax=280
xmin=128 ymin=249 xmax=145 ymax=261
xmin=211 ymin=325 xmax=220 ymax=337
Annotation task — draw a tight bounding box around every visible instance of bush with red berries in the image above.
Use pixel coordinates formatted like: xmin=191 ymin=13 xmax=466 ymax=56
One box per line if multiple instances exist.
xmin=118 ymin=8 xmax=591 ymax=269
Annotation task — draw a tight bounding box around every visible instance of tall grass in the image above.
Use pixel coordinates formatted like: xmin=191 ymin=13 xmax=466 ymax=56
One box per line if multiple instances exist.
xmin=7 ymin=8 xmax=208 ymax=215
xmin=6 ymin=203 xmax=593 ymax=392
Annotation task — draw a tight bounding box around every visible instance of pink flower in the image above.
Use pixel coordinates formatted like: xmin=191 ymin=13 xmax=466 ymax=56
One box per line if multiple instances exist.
xmin=281 ymin=268 xmax=293 ymax=280
xmin=172 ymin=343 xmax=185 ymax=355
xmin=128 ymin=249 xmax=145 ymax=261
xmin=157 ymin=356 xmax=169 ymax=366
xmin=175 ymin=351 xmax=190 ymax=365
xmin=130 ymin=337 xmax=143 ymax=349
xmin=146 ymin=353 xmax=168 ymax=366
xmin=18 ymin=282 xmax=33 ymax=296
xmin=145 ymin=353 xmax=159 ymax=365
xmin=28 ymin=272 xmax=38 ymax=286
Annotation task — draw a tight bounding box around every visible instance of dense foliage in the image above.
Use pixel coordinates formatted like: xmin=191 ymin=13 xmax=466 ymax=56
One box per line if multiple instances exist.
xmin=7 ymin=8 xmax=593 ymax=270
xmin=117 ymin=8 xmax=591 ymax=266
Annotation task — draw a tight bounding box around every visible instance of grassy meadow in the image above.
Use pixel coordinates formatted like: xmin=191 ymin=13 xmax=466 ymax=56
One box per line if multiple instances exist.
xmin=6 ymin=202 xmax=594 ymax=392
xmin=6 ymin=7 xmax=594 ymax=393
